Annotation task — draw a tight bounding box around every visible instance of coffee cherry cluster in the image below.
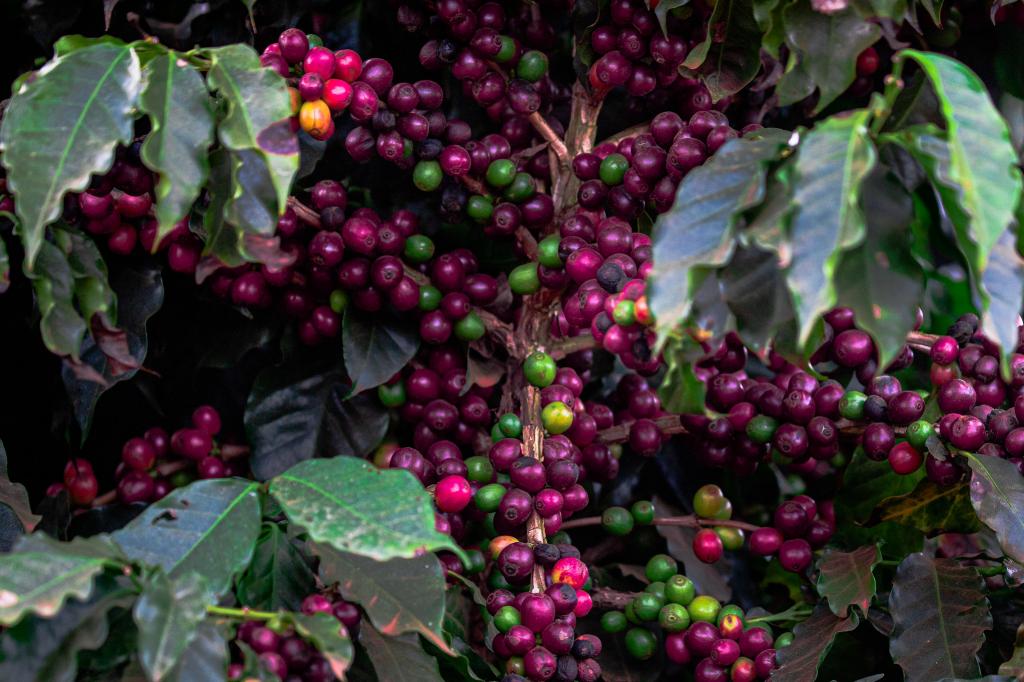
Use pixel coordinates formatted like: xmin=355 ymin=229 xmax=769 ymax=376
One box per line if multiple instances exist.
xmin=598 ymin=553 xmax=781 ymax=680
xmin=812 ymin=306 xmax=917 ymax=385
xmin=261 ymin=29 xmax=363 ymax=140
xmin=749 ymin=495 xmax=835 ymax=573
xmin=225 ymin=594 xmax=360 ymax=682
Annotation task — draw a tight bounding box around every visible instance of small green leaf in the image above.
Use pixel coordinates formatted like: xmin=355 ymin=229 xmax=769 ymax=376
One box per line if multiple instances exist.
xmin=682 ymin=0 xmax=762 ymax=101
xmin=870 ymin=479 xmax=981 ymax=536
xmin=24 ymin=240 xmax=87 ymax=360
xmin=0 ymin=534 xmax=119 ymax=626
xmin=773 ymin=603 xmax=859 ymax=682
xmin=138 ymin=52 xmax=215 ymax=246
xmin=343 ymin=313 xmax=421 ymax=397
xmin=360 ymin=627 xmax=444 ymax=682
xmin=752 ymin=0 xmax=788 ymax=58
xmin=133 ymin=572 xmax=209 ymax=682
xmin=286 ymin=612 xmax=353 ymax=680
xmin=236 ymin=523 xmax=316 ymax=611
xmin=113 ymin=479 xmax=261 ymax=598
xmin=965 ymin=452 xmax=1024 ymax=566
xmin=0 ymin=41 xmax=143 ymax=268
xmin=889 ymin=552 xmax=991 ymax=681
xmin=649 ymin=129 xmax=789 ymax=335
xmin=658 ymin=338 xmax=707 ymax=414
xmin=785 ymin=111 xmax=876 ymax=347
xmin=314 ymin=544 xmax=453 ymax=654
xmin=204 ymin=44 xmax=298 ymax=226
xmin=815 ymin=545 xmax=880 ymax=617
xmin=778 ymin=4 xmax=881 ymax=112
xmin=270 ymin=458 xmax=464 ymax=562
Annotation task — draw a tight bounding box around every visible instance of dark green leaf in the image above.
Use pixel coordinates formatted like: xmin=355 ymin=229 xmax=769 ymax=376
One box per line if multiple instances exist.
xmin=343 ymin=313 xmax=420 ymax=397
xmin=62 ymin=263 xmax=164 ymax=441
xmin=658 ymin=338 xmax=706 ymax=414
xmin=752 ymin=0 xmax=787 ymax=57
xmin=236 ymin=523 xmax=316 ymax=611
xmin=815 ymin=545 xmax=880 ymax=617
xmin=772 ymin=603 xmax=859 ymax=682
xmin=980 ymin=229 xmax=1024 ymax=378
xmin=0 ymin=439 xmax=40 ymax=535
xmin=0 ymin=534 xmax=120 ymax=626
xmin=778 ymin=4 xmax=881 ymax=112
xmin=0 ymin=575 xmax=134 ymax=682
xmin=889 ymin=552 xmax=991 ymax=681
xmin=682 ymin=0 xmax=762 ymax=101
xmin=360 ymin=628 xmax=443 ymax=682
xmin=965 ymin=452 xmax=1024 ymax=566
xmin=654 ymin=0 xmax=690 ymax=36
xmin=287 ymin=612 xmax=353 ymax=679
xmin=315 ymin=544 xmax=453 ymax=653
xmin=720 ymin=244 xmax=794 ymax=349
xmin=785 ymin=111 xmax=876 ymax=346
xmin=24 ymin=240 xmax=87 ymax=359
xmin=870 ymin=479 xmax=981 ymax=536
xmin=897 ymin=51 xmax=1024 ymax=312
xmin=649 ymin=129 xmax=789 ymax=334
xmin=165 ymin=621 xmax=229 ymax=682
xmin=245 ymin=357 xmax=389 ymax=480
xmin=834 ymin=172 xmax=924 ymax=368
xmin=138 ymin=52 xmax=215 ymax=245
xmin=204 ymin=44 xmax=298 ymax=228
xmin=133 ymin=572 xmax=209 ymax=681
xmin=112 ymin=479 xmax=261 ymax=597
xmin=0 ymin=231 xmax=9 ymax=294
xmin=270 ymin=458 xmax=463 ymax=562
xmin=0 ymin=42 xmax=143 ymax=267
xmin=996 ymin=23 xmax=1024 ymax=101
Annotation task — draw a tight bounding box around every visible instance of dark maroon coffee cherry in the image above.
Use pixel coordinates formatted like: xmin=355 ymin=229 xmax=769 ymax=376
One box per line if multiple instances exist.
xmin=949 ymin=414 xmax=986 ymax=451
xmin=510 ymin=456 xmax=548 ymax=493
xmin=773 ymin=501 xmax=810 ymax=538
xmin=938 ymin=378 xmax=977 ymax=414
xmin=772 ymin=424 xmax=809 ymax=459
xmin=117 ymin=470 xmax=155 ymax=504
xmin=832 ymin=329 xmax=874 ymax=367
xmin=778 ymin=539 xmax=813 ymax=573
xmin=863 ymin=422 xmax=895 ymax=461
xmin=498 ymin=488 xmax=534 ymax=527
xmin=749 ymin=527 xmax=783 ymax=556
xmin=498 ymin=542 xmax=536 ymax=584
xmin=930 ymin=335 xmax=960 ymax=365
xmin=889 ymin=390 xmax=925 ymax=425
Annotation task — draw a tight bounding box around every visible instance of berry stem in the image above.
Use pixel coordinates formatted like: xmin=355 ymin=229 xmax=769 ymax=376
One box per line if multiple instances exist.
xmin=558 ymin=514 xmax=761 ymax=532
xmin=206 ymin=605 xmax=278 ymax=621
xmin=549 ymin=332 xmax=599 ymax=360
xmin=287 ymin=196 xmax=321 ymax=227
xmin=745 ymin=603 xmax=813 ymax=624
xmin=527 ymin=112 xmax=569 ymax=164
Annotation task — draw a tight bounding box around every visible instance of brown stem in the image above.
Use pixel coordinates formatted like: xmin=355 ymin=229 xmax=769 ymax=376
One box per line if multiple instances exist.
xmin=596 ymin=415 xmax=687 ymax=444
xmin=402 ymin=263 xmax=430 ymax=286
xmin=559 ymin=514 xmax=762 ymax=533
xmin=528 ymin=112 xmax=569 ymax=163
xmin=476 ymin=309 xmax=515 ymax=347
xmin=522 ymin=384 xmax=548 ymax=592
xmin=549 ymin=333 xmax=599 ymax=360
xmin=287 ymin=196 xmax=321 ymax=228
xmin=553 ymin=82 xmax=604 ymax=214
xmin=598 ymin=120 xmax=651 ymax=148
xmin=458 ymin=174 xmax=489 ymax=196
xmin=515 ymin=226 xmax=539 ymax=261
xmin=590 ymin=586 xmax=640 ymax=610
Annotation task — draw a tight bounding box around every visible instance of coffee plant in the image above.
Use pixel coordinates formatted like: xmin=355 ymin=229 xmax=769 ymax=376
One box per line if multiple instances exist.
xmin=2 ymin=0 xmax=1024 ymax=680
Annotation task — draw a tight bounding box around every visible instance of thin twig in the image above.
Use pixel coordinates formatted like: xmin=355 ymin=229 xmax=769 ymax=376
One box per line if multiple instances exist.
xmin=559 ymin=514 xmax=761 ymax=532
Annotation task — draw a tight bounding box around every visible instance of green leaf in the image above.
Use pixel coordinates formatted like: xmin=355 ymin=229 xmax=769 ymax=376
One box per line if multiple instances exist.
xmin=965 ymin=452 xmax=1024 ymax=566
xmin=897 ymin=51 xmax=1023 ymax=307
xmin=343 ymin=313 xmax=421 ymax=397
xmin=720 ymin=244 xmax=795 ymax=349
xmin=360 ymin=628 xmax=444 ymax=682
xmin=133 ymin=572 xmax=209 ymax=682
xmin=682 ymin=0 xmax=762 ymax=101
xmin=0 ymin=575 xmax=134 ymax=682
xmin=204 ymin=44 xmax=298 ymax=227
xmin=889 ymin=552 xmax=991 ymax=681
xmin=785 ymin=111 xmax=876 ymax=347
xmin=658 ymin=338 xmax=706 ymax=414
xmin=773 ymin=603 xmax=859 ymax=682
xmin=649 ymin=129 xmax=789 ymax=334
xmin=138 ymin=52 xmax=215 ymax=245
xmin=112 ymin=479 xmax=261 ymax=597
xmin=0 ymin=41 xmax=143 ymax=268
xmin=244 ymin=357 xmax=389 ymax=480
xmin=778 ymin=3 xmax=881 ymax=112
xmin=833 ymin=172 xmax=924 ymax=368
xmin=236 ymin=523 xmax=316 ymax=611
xmin=753 ymin=0 xmax=788 ymax=58
xmin=0 ymin=440 xmax=40 ymax=535
xmin=0 ymin=534 xmax=119 ymax=626
xmin=815 ymin=545 xmax=880 ymax=618
xmin=0 ymin=231 xmax=9 ymax=294
xmin=980 ymin=229 xmax=1024 ymax=377
xmin=24 ymin=240 xmax=87 ymax=360
xmin=870 ymin=479 xmax=981 ymax=536
xmin=270 ymin=458 xmax=463 ymax=562
xmin=165 ymin=621 xmax=229 ymax=682
xmin=654 ymin=0 xmax=691 ymax=37
xmin=314 ymin=544 xmax=453 ymax=653
xmin=286 ymin=612 xmax=354 ymax=679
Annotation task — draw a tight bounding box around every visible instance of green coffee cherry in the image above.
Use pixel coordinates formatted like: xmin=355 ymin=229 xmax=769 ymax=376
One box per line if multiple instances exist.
xmin=523 ymin=351 xmax=557 ymax=387
xmin=509 ymin=262 xmax=541 ymax=295
xmin=413 ymin=160 xmax=443 ymax=191
xmin=601 ymin=506 xmax=634 ymax=536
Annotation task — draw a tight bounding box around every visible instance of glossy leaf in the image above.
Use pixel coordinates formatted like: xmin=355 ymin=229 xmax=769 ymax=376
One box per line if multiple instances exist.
xmin=343 ymin=313 xmax=421 ymax=397
xmin=658 ymin=338 xmax=707 ymax=414
xmin=0 ymin=439 xmax=40 ymax=535
xmin=245 ymin=357 xmax=389 ymax=480
xmin=898 ymin=51 xmax=1023 ymax=306
xmin=165 ymin=621 xmax=229 ymax=682
xmin=133 ymin=572 xmax=209 ymax=682
xmin=112 ymin=479 xmax=261 ymax=597
xmin=833 ymin=172 xmax=924 ymax=368
xmin=870 ymin=479 xmax=980 ymax=536
xmin=720 ymin=244 xmax=795 ymax=349
xmin=235 ymin=522 xmax=316 ymax=611
xmin=778 ymin=4 xmax=881 ymax=112
xmin=138 ymin=52 xmax=215 ymax=245
xmin=204 ymin=44 xmax=298 ymax=229
xmin=682 ymin=0 xmax=762 ymax=101
xmin=270 ymin=458 xmax=463 ymax=562
xmin=287 ymin=612 xmax=354 ymax=679
xmin=360 ymin=628 xmax=444 ymax=682
xmin=815 ymin=545 xmax=880 ymax=617
xmin=773 ymin=603 xmax=859 ymax=682
xmin=785 ymin=111 xmax=876 ymax=346
xmin=889 ymin=552 xmax=991 ymax=681
xmin=315 ymin=544 xmax=453 ymax=653
xmin=0 ymin=575 xmax=134 ymax=682
xmin=24 ymin=240 xmax=87 ymax=360
xmin=0 ymin=533 xmax=119 ymax=626
xmin=0 ymin=42 xmax=142 ymax=267
xmin=965 ymin=452 xmax=1024 ymax=566
xmin=980 ymin=229 xmax=1024 ymax=376
xmin=649 ymin=129 xmax=789 ymax=334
